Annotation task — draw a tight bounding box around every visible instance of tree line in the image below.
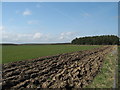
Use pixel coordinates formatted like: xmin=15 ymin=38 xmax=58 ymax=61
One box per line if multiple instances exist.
xmin=71 ymin=35 xmax=119 ymax=45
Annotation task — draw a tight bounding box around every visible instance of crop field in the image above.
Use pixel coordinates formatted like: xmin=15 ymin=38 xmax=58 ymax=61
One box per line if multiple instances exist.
xmin=2 ymin=46 xmax=114 ymax=89
xmin=2 ymin=45 xmax=100 ymax=63
xmin=2 ymin=45 xmax=118 ymax=89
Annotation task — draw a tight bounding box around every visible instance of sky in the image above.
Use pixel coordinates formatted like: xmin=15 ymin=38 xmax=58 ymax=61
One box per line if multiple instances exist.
xmin=1 ymin=0 xmax=120 ymax=2
xmin=1 ymin=2 xmax=118 ymax=43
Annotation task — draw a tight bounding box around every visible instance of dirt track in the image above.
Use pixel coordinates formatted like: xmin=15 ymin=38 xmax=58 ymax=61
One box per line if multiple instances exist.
xmin=2 ymin=46 xmax=114 ymax=89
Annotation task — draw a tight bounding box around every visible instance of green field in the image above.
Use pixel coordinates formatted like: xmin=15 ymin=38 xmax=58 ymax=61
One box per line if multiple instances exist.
xmin=2 ymin=45 xmax=100 ymax=63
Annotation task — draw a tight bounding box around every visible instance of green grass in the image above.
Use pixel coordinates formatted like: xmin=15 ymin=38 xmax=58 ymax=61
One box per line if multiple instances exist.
xmin=118 ymin=46 xmax=120 ymax=88
xmin=2 ymin=45 xmax=100 ymax=63
xmin=85 ymin=46 xmax=117 ymax=88
xmin=0 ymin=45 xmax=2 ymax=64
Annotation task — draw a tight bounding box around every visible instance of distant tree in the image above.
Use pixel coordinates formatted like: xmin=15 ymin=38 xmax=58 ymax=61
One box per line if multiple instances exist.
xmin=71 ymin=35 xmax=119 ymax=45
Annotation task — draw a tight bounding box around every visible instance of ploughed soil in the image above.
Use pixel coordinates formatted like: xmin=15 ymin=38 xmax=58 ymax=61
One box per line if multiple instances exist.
xmin=1 ymin=46 xmax=114 ymax=89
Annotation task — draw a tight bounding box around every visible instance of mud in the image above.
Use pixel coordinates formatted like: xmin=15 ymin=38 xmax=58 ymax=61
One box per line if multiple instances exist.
xmin=2 ymin=46 xmax=114 ymax=89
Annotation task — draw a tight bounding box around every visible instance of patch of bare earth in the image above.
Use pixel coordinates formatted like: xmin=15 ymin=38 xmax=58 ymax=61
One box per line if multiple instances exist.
xmin=2 ymin=46 xmax=114 ymax=89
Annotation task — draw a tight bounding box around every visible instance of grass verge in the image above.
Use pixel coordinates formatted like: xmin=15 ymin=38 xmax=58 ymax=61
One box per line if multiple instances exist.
xmin=85 ymin=46 xmax=117 ymax=88
xmin=118 ymin=46 xmax=120 ymax=88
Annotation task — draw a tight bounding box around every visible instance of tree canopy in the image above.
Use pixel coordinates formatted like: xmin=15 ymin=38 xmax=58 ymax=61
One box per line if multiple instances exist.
xmin=71 ymin=35 xmax=119 ymax=45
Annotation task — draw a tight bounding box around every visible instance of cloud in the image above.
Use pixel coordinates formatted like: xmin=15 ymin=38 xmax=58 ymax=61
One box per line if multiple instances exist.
xmin=27 ymin=20 xmax=39 ymax=24
xmin=33 ymin=33 xmax=43 ymax=39
xmin=0 ymin=26 xmax=3 ymax=31
xmin=0 ymin=26 xmax=4 ymax=41
xmin=2 ymin=31 xmax=77 ymax=43
xmin=23 ymin=9 xmax=31 ymax=16
xmin=59 ymin=32 xmax=76 ymax=40
xmin=2 ymin=32 xmax=43 ymax=43
xmin=0 ymin=26 xmax=5 ymax=31
xmin=17 ymin=34 xmax=32 ymax=38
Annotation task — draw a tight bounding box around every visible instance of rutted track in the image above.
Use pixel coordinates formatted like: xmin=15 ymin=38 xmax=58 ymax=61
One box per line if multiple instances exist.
xmin=2 ymin=46 xmax=113 ymax=89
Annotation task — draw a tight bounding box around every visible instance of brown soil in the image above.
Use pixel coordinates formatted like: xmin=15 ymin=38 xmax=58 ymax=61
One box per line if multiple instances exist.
xmin=2 ymin=46 xmax=114 ymax=89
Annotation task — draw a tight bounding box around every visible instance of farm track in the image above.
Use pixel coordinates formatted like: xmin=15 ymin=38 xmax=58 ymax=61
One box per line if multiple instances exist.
xmin=2 ymin=46 xmax=114 ymax=89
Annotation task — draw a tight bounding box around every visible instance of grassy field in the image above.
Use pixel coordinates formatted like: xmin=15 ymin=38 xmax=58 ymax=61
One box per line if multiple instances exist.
xmin=2 ymin=45 xmax=100 ymax=63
